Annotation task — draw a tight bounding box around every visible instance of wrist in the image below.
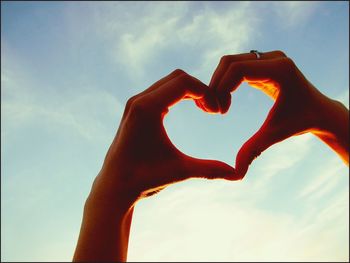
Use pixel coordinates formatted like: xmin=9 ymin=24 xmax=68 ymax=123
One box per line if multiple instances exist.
xmin=86 ymin=171 xmax=137 ymax=216
xmin=74 ymin=172 xmax=135 ymax=262
xmin=314 ymin=94 xmax=348 ymax=136
xmin=310 ymin=91 xmax=349 ymax=164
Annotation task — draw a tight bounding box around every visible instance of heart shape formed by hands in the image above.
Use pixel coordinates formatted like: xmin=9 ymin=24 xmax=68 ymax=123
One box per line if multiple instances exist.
xmin=74 ymin=49 xmax=349 ymax=262
xmin=102 ymin=50 xmax=341 ymax=203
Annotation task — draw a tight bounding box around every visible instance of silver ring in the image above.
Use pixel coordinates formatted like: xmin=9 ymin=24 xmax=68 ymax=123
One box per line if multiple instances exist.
xmin=250 ymin=50 xmax=262 ymax=59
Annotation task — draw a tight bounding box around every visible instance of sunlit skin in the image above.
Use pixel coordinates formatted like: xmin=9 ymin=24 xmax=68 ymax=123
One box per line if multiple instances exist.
xmin=197 ymin=50 xmax=349 ymax=177
xmin=73 ymin=51 xmax=349 ymax=262
xmin=73 ymin=69 xmax=238 ymax=262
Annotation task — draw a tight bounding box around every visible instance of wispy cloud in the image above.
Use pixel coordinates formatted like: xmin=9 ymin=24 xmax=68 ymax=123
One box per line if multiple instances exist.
xmin=87 ymin=2 xmax=259 ymax=82
xmin=297 ymin=156 xmax=346 ymax=201
xmin=1 ymin=56 xmax=123 ymax=143
xmin=270 ymin=1 xmax=320 ymax=29
xmin=114 ymin=14 xmax=181 ymax=74
xmin=234 ymin=133 xmax=315 ymax=200
xmin=255 ymin=134 xmax=313 ymax=178
xmin=128 ymin=172 xmax=348 ymax=261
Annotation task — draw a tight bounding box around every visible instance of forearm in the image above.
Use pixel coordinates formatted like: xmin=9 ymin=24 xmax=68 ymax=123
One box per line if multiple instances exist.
xmin=312 ymin=95 xmax=349 ymax=165
xmin=73 ymin=174 xmax=135 ymax=262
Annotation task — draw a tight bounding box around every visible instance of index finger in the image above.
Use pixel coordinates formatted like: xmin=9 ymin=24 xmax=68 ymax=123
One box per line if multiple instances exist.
xmin=215 ymin=57 xmax=296 ymax=113
xmin=209 ymin=50 xmax=287 ymax=90
xmin=141 ymin=69 xmax=209 ymax=116
xmin=198 ymin=51 xmax=287 ymax=113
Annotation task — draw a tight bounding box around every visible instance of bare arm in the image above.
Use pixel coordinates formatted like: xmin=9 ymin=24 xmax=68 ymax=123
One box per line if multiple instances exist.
xmin=73 ymin=174 xmax=134 ymax=261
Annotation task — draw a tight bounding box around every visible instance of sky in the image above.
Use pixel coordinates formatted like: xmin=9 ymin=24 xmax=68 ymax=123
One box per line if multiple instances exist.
xmin=1 ymin=1 xmax=349 ymax=261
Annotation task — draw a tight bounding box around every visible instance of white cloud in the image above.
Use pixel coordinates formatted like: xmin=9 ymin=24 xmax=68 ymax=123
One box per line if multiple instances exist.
xmin=2 ymin=90 xmax=122 ymax=142
xmin=128 ymin=174 xmax=348 ymax=261
xmin=83 ymin=0 xmax=322 ymax=81
xmin=256 ymin=134 xmax=313 ymax=177
xmin=1 ymin=59 xmax=123 ymax=142
xmin=115 ymin=16 xmax=180 ymax=74
xmin=89 ymin=2 xmax=259 ymax=81
xmin=240 ymin=133 xmax=315 ymax=197
xmin=271 ymin=1 xmax=320 ymax=29
xmin=298 ymin=156 xmax=346 ymax=201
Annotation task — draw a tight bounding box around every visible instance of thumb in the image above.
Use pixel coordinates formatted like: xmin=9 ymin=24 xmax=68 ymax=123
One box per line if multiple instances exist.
xmin=180 ymin=155 xmax=239 ymax=181
xmin=235 ymin=128 xmax=276 ymax=179
xmin=235 ymin=113 xmax=297 ymax=179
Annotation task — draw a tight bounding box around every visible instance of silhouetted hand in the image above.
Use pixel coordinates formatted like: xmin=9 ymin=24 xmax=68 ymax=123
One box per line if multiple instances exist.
xmin=102 ymin=69 xmax=238 ymax=203
xmin=74 ymin=69 xmax=238 ymax=262
xmin=197 ymin=50 xmax=349 ymax=178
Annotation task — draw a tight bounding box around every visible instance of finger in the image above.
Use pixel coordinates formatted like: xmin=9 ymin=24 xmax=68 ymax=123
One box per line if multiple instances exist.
xmin=234 ymin=101 xmax=300 ymax=179
xmin=210 ymin=50 xmax=286 ymax=91
xmin=194 ymin=88 xmax=219 ymax=113
xmin=142 ymin=69 xmax=209 ymax=115
xmin=199 ymin=51 xmax=287 ymax=113
xmin=124 ymin=69 xmax=183 ymax=115
xmin=216 ymin=57 xmax=294 ymax=113
xmin=137 ymin=69 xmax=183 ymax=97
xmin=180 ymin=155 xmax=239 ymax=181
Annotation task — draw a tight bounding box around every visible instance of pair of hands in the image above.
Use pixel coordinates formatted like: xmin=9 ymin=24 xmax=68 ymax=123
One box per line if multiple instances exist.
xmin=73 ymin=50 xmax=348 ymax=262
xmin=101 ymin=50 xmax=347 ymax=205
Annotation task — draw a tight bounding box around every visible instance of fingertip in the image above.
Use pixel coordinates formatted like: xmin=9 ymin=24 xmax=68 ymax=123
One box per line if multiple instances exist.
xmin=217 ymin=92 xmax=231 ymax=114
xmin=224 ymin=170 xmax=244 ymax=181
xmin=207 ymin=162 xmax=236 ymax=180
xmin=235 ymin=151 xmax=250 ymax=180
xmin=234 ymin=167 xmax=247 ymax=181
xmin=201 ymin=90 xmax=221 ymax=113
xmin=212 ymin=165 xmax=246 ymax=181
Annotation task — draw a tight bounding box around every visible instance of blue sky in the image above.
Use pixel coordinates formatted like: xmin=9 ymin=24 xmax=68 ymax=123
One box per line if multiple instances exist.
xmin=1 ymin=1 xmax=349 ymax=261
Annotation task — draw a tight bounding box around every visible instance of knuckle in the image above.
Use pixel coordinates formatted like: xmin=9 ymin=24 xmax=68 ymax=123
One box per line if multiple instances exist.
xmin=282 ymin=57 xmax=296 ymax=70
xmin=128 ymin=97 xmax=148 ymax=117
xmin=176 ymin=71 xmax=191 ymax=85
xmin=177 ymin=70 xmax=188 ymax=79
xmin=273 ymin=50 xmax=287 ymax=57
xmin=229 ymin=61 xmax=244 ymax=73
xmin=125 ymin=95 xmax=139 ymax=114
xmin=172 ymin=68 xmax=186 ymax=76
xmin=220 ymin=55 xmax=232 ymax=65
xmin=126 ymin=95 xmax=138 ymax=108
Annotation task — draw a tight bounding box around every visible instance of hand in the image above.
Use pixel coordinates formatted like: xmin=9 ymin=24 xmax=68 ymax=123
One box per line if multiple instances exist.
xmin=74 ymin=69 xmax=238 ymax=262
xmin=197 ymin=50 xmax=349 ymax=178
xmin=101 ymin=69 xmax=237 ymax=206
